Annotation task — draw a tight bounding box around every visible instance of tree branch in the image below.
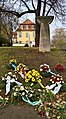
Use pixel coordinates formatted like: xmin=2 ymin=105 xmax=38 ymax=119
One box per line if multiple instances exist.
xmin=21 ymin=0 xmax=30 ymax=10
xmin=42 ymin=0 xmax=46 ymax=16
xmin=18 ymin=9 xmax=36 ymax=17
xmin=32 ymin=0 xmax=36 ymax=10
xmin=0 ymin=7 xmax=36 ymax=18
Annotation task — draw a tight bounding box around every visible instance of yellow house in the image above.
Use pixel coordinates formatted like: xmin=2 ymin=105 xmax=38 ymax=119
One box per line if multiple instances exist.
xmin=12 ymin=19 xmax=35 ymax=46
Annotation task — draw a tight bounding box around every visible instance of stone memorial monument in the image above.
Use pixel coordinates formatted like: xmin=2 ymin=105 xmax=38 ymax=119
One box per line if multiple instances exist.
xmin=37 ymin=16 xmax=54 ymax=52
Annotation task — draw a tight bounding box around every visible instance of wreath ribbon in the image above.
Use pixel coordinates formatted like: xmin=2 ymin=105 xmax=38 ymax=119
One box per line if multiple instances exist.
xmin=5 ymin=78 xmax=22 ymax=95
xmin=22 ymin=95 xmax=40 ymax=106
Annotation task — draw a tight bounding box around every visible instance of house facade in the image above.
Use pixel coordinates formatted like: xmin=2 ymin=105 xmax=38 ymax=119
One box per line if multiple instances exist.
xmin=12 ymin=19 xmax=35 ymax=46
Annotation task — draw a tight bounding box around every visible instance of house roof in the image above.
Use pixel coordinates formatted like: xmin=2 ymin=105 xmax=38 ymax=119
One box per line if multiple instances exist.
xmin=20 ymin=19 xmax=35 ymax=25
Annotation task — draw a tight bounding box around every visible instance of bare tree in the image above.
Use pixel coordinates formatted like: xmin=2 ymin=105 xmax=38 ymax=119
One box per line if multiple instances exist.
xmin=51 ymin=28 xmax=66 ymax=48
xmin=0 ymin=0 xmax=66 ymax=46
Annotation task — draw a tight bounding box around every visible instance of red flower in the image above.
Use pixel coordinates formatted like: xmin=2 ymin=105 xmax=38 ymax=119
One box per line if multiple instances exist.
xmin=55 ymin=64 xmax=64 ymax=73
xmin=38 ymin=111 xmax=45 ymax=116
xmin=40 ymin=65 xmax=49 ymax=72
xmin=54 ymin=75 xmax=61 ymax=82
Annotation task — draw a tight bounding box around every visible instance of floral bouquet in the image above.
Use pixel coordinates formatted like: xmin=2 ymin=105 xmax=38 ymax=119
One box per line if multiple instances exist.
xmin=45 ymin=74 xmax=64 ymax=94
xmin=9 ymin=59 xmax=17 ymax=70
xmin=24 ymin=69 xmax=44 ymax=88
xmin=39 ymin=64 xmax=52 ymax=77
xmin=49 ymin=75 xmax=64 ymax=85
xmin=16 ymin=63 xmax=29 ymax=78
xmin=16 ymin=63 xmax=29 ymax=72
xmin=55 ymin=64 xmax=64 ymax=73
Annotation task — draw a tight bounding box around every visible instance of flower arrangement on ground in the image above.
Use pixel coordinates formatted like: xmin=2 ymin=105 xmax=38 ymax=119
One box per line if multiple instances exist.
xmin=46 ymin=74 xmax=64 ymax=94
xmin=55 ymin=64 xmax=64 ymax=73
xmin=39 ymin=63 xmax=53 ymax=77
xmin=0 ymin=59 xmax=66 ymax=118
xmin=25 ymin=69 xmax=42 ymax=84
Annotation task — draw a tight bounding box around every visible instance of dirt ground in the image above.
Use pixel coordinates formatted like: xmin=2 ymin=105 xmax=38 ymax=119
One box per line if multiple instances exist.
xmin=0 ymin=105 xmax=44 ymax=119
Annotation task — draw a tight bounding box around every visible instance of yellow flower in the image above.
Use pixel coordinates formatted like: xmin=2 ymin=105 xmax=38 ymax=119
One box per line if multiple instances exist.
xmin=38 ymin=79 xmax=41 ymax=83
xmin=32 ymin=72 xmax=36 ymax=76
xmin=26 ymin=73 xmax=29 ymax=76
xmin=10 ymin=59 xmax=16 ymax=63
xmin=28 ymin=75 xmax=32 ymax=79
xmin=31 ymin=77 xmax=35 ymax=82
xmin=32 ymin=69 xmax=36 ymax=72
xmin=25 ymin=78 xmax=30 ymax=82
xmin=28 ymin=71 xmax=31 ymax=74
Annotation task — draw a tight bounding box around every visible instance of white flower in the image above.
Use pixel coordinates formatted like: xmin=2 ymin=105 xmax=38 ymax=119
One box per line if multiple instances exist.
xmin=52 ymin=81 xmax=54 ymax=84
xmin=57 ymin=116 xmax=60 ymax=119
xmin=46 ymin=112 xmax=49 ymax=116
xmin=60 ymin=77 xmax=63 ymax=80
xmin=57 ymin=78 xmax=60 ymax=81
xmin=30 ymin=83 xmax=34 ymax=86
xmin=39 ymin=99 xmax=42 ymax=103
xmin=50 ymin=79 xmax=52 ymax=81
xmin=21 ymin=92 xmax=25 ymax=96
xmin=52 ymin=75 xmax=54 ymax=77
xmin=12 ymin=87 xmax=15 ymax=90
xmin=2 ymin=77 xmax=5 ymax=81
xmin=38 ymin=89 xmax=41 ymax=92
xmin=5 ymin=97 xmax=9 ymax=101
xmin=13 ymin=92 xmax=17 ymax=96
xmin=57 ymin=74 xmax=60 ymax=76
xmin=15 ymin=88 xmax=19 ymax=92
xmin=8 ymin=72 xmax=12 ymax=75
xmin=49 ymin=103 xmax=51 ymax=105
xmin=40 ymin=65 xmax=43 ymax=68
xmin=20 ymin=86 xmax=24 ymax=91
xmin=40 ymin=68 xmax=43 ymax=71
xmin=0 ymin=96 xmax=3 ymax=100
xmin=6 ymin=76 xmax=11 ymax=80
xmin=62 ymin=81 xmax=64 ymax=83
xmin=29 ymin=94 xmax=32 ymax=97
xmin=11 ymin=78 xmax=15 ymax=82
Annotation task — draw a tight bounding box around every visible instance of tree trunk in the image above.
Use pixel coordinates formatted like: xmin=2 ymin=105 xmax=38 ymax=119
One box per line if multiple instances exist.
xmin=35 ymin=18 xmax=40 ymax=47
xmin=35 ymin=0 xmax=41 ymax=47
xmin=0 ymin=10 xmax=1 ymax=35
xmin=9 ymin=22 xmax=13 ymax=46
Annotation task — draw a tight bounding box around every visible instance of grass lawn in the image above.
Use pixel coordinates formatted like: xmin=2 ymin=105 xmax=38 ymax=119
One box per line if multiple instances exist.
xmin=0 ymin=47 xmax=66 ymax=80
xmin=0 ymin=47 xmax=66 ymax=119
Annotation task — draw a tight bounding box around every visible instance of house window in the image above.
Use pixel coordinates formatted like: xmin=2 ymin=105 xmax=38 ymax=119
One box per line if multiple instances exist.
xmin=26 ymin=25 xmax=28 ymax=29
xmin=19 ymin=41 xmax=22 ymax=43
xmin=26 ymin=33 xmax=29 ymax=38
xmin=23 ymin=25 xmax=26 ymax=29
xmin=29 ymin=25 xmax=31 ymax=28
xmin=32 ymin=25 xmax=34 ymax=29
xmin=21 ymin=25 xmax=23 ymax=29
xmin=19 ymin=32 xmax=22 ymax=38
xmin=33 ymin=32 xmax=35 ymax=38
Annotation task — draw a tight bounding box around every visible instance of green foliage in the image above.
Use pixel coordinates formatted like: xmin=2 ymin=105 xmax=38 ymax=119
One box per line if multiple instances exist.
xmin=60 ymin=83 xmax=66 ymax=92
xmin=0 ymin=35 xmax=10 ymax=46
